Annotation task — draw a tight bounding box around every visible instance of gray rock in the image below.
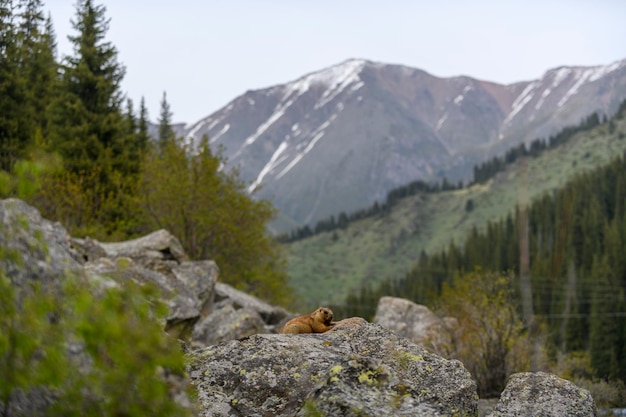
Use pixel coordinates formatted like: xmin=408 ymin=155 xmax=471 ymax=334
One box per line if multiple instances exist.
xmin=192 ymin=302 xmax=265 ymax=346
xmin=373 ymin=296 xmax=454 ymax=355
xmin=488 ymin=372 xmax=597 ymax=417
xmin=215 ymin=282 xmax=289 ymax=325
xmin=0 ymin=198 xmax=82 ymax=286
xmin=188 ymin=322 xmax=478 ymax=416
xmin=84 ymin=256 xmax=218 ymax=339
xmin=73 ymin=229 xmax=189 ymax=272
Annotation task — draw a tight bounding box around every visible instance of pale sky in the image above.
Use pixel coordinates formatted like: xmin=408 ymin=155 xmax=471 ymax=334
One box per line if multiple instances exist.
xmin=46 ymin=1 xmax=626 ymax=124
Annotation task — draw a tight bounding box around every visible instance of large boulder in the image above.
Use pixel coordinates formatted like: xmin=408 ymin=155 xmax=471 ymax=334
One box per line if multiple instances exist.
xmin=215 ymin=282 xmax=290 ymax=326
xmin=373 ymin=296 xmax=455 ymax=355
xmin=192 ymin=301 xmax=266 ymax=346
xmin=188 ymin=321 xmax=478 ymax=416
xmin=72 ymin=229 xmax=188 ymax=273
xmin=0 ymin=198 xmax=83 ymax=286
xmin=190 ymin=283 xmax=292 ymax=346
xmin=488 ymin=372 xmax=597 ymax=417
xmin=84 ymin=256 xmax=219 ymax=339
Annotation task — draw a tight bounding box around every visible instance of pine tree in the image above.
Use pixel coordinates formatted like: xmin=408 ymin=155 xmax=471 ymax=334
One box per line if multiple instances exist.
xmin=49 ymin=0 xmax=125 ymax=175
xmin=589 ymin=254 xmax=622 ymax=380
xmin=0 ymin=0 xmax=26 ymax=171
xmin=157 ymin=91 xmax=174 ymax=150
xmin=137 ymin=96 xmax=150 ymax=155
xmin=16 ymin=1 xmax=58 ymax=141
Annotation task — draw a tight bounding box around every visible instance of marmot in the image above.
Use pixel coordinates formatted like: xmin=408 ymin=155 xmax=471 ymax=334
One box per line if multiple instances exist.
xmin=279 ymin=307 xmax=335 ymax=334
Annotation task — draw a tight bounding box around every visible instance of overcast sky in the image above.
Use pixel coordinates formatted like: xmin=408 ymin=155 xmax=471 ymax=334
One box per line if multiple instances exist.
xmin=46 ymin=1 xmax=626 ymax=124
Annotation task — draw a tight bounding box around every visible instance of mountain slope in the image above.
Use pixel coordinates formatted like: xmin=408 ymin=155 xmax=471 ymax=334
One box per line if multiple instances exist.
xmin=283 ymin=108 xmax=626 ymax=308
xmin=180 ymin=58 xmax=626 ymax=230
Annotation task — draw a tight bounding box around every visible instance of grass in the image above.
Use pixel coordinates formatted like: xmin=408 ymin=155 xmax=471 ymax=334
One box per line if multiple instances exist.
xmin=284 ymin=118 xmax=626 ymax=310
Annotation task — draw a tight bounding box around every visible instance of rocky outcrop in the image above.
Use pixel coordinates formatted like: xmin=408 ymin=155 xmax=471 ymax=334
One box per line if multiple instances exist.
xmin=373 ymin=296 xmax=455 ymax=355
xmin=72 ymin=228 xmax=189 ymax=273
xmin=188 ymin=321 xmax=478 ymax=417
xmin=0 ymin=198 xmax=83 ymax=287
xmin=1 ymin=199 xmax=602 ymax=416
xmin=83 ymin=255 xmax=219 ymax=339
xmin=488 ymin=372 xmax=597 ymax=417
xmin=215 ymin=282 xmax=290 ymax=327
xmin=0 ymin=198 xmax=283 ymax=347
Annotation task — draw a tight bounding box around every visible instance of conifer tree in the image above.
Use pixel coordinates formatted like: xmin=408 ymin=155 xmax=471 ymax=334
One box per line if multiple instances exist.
xmin=0 ymin=0 xmax=25 ymax=171
xmin=49 ymin=0 xmax=125 ymax=175
xmin=16 ymin=1 xmax=58 ymax=141
xmin=157 ymin=91 xmax=174 ymax=150
xmin=137 ymin=96 xmax=150 ymax=155
xmin=589 ymin=254 xmax=622 ymax=380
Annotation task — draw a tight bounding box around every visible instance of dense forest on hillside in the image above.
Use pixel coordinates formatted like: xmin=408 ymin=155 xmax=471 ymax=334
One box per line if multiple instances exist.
xmin=0 ymin=0 xmax=291 ymax=306
xmin=336 ymin=118 xmax=626 ymax=383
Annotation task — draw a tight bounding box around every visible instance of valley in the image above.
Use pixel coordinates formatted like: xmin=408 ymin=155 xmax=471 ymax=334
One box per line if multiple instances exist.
xmin=284 ymin=111 xmax=626 ymax=308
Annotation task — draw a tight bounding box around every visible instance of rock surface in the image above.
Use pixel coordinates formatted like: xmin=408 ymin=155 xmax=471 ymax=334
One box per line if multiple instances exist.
xmin=373 ymin=296 xmax=455 ymax=355
xmin=0 ymin=198 xmax=82 ymax=286
xmin=488 ymin=372 xmax=597 ymax=417
xmin=72 ymin=228 xmax=189 ymax=272
xmin=192 ymin=301 xmax=266 ymax=346
xmin=188 ymin=322 xmax=478 ymax=417
xmin=215 ymin=282 xmax=290 ymax=326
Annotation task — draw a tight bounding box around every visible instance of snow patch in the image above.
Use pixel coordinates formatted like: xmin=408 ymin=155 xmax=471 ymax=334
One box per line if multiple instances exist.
xmin=186 ymin=120 xmax=205 ymax=139
xmin=558 ymin=62 xmax=623 ymax=107
xmin=454 ymin=95 xmax=463 ymax=105
xmin=280 ymin=59 xmax=366 ymax=107
xmin=210 ymin=124 xmax=230 ymax=143
xmin=238 ymin=98 xmax=293 ymax=153
xmin=248 ymin=141 xmax=289 ymax=192
xmin=534 ymin=88 xmax=552 ymax=110
xmin=558 ymin=69 xmax=592 ymax=107
xmin=588 ymin=61 xmax=622 ymax=82
xmin=551 ymin=67 xmax=572 ymax=87
xmin=276 ymin=106 xmax=344 ymax=180
xmin=314 ymin=60 xmax=366 ymax=109
xmin=436 ymin=114 xmax=448 ymax=131
xmin=504 ymin=81 xmax=538 ymax=124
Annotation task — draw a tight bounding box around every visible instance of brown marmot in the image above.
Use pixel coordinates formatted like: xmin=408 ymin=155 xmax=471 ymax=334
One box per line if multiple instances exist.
xmin=279 ymin=307 xmax=335 ymax=334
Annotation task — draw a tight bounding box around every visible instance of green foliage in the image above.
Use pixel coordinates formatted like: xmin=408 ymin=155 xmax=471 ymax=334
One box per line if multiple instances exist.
xmin=0 ymin=144 xmax=62 ymax=200
xmin=0 ymin=0 xmax=57 ymax=173
xmin=0 ymin=273 xmax=193 ymax=417
xmin=436 ymin=270 xmax=529 ymax=397
xmin=49 ymin=0 xmax=126 ymax=170
xmin=287 ymin=105 xmax=626 ymax=310
xmin=0 ymin=277 xmax=68 ymax=416
xmin=139 ymin=134 xmax=294 ymax=306
xmin=56 ymin=279 xmax=191 ymax=417
xmin=34 ymin=166 xmax=140 ymax=240
xmin=336 ymin=116 xmax=626 ymax=383
xmin=0 ymin=0 xmax=293 ymax=312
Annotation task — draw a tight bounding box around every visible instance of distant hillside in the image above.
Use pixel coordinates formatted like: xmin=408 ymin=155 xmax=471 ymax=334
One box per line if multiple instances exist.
xmin=284 ymin=103 xmax=626 ymax=308
xmin=178 ymin=58 xmax=626 ymax=231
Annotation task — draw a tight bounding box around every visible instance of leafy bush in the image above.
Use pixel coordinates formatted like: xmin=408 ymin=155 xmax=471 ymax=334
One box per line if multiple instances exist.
xmin=0 ymin=274 xmax=193 ymax=417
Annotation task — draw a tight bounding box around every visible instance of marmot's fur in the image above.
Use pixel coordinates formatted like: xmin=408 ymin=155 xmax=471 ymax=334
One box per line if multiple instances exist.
xmin=279 ymin=307 xmax=335 ymax=334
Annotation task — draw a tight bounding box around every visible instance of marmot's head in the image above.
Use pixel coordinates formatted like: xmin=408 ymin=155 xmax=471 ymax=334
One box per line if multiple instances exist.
xmin=316 ymin=307 xmax=334 ymax=325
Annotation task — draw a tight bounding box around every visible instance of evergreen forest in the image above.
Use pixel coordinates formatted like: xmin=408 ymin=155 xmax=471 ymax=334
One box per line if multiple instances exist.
xmin=0 ymin=0 xmax=292 ymax=306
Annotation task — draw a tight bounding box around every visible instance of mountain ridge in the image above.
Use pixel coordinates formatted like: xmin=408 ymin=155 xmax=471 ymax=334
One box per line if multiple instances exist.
xmin=176 ymin=57 xmax=626 ymax=231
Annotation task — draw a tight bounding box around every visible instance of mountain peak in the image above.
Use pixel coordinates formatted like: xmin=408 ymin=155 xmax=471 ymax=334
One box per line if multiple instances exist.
xmin=279 ymin=58 xmax=368 ymax=102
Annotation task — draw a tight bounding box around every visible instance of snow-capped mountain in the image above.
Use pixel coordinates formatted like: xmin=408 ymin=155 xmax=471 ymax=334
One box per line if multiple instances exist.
xmin=178 ymin=58 xmax=626 ymax=232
